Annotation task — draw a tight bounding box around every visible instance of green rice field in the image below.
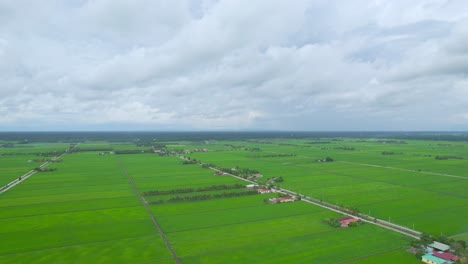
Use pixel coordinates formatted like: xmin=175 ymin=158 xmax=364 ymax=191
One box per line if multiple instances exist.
xmin=1 ymin=136 xmax=466 ymax=263
xmin=187 ymin=139 xmax=468 ymax=237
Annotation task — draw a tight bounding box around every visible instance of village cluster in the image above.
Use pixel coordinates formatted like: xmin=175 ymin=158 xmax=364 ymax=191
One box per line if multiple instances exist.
xmin=421 ymin=241 xmax=460 ymax=264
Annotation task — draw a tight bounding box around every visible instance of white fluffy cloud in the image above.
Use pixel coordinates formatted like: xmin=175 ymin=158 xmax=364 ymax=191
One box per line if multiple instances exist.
xmin=1 ymin=0 xmax=468 ymax=131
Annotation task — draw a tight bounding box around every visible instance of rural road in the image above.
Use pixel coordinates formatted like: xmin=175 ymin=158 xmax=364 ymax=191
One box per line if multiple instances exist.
xmin=0 ymin=152 xmax=66 ymax=194
xmin=177 ymin=156 xmax=422 ymax=240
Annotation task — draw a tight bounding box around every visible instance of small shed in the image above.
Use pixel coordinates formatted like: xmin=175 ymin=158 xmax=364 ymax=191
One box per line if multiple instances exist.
xmin=428 ymin=241 xmax=450 ymax=252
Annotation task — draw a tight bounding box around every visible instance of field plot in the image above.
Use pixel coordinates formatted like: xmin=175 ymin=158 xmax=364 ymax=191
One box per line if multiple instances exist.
xmin=185 ymin=139 xmax=468 ymax=237
xmin=0 ymin=142 xmax=70 ymax=186
xmin=119 ymin=155 xmax=414 ymax=264
xmin=0 ymin=152 xmax=173 ymax=263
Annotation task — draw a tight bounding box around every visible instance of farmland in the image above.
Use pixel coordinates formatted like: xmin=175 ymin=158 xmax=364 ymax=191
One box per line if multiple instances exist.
xmin=186 ymin=139 xmax=468 ymax=237
xmin=118 ymin=154 xmax=416 ymax=263
xmin=1 ymin=133 xmax=467 ymax=263
xmin=0 ymin=152 xmax=173 ymax=263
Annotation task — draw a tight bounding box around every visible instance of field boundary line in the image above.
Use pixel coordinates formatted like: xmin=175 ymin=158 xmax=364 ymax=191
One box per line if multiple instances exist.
xmin=337 ymin=161 xmax=468 ymax=180
xmin=0 ymin=152 xmax=66 ymax=194
xmin=176 ymin=155 xmax=422 ymax=240
xmin=117 ymin=158 xmax=181 ymax=264
xmin=338 ymin=247 xmax=402 ymax=264
xmin=0 ymin=234 xmax=158 ymax=257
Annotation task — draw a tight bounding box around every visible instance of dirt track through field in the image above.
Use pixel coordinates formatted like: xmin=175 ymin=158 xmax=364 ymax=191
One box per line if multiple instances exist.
xmin=338 ymin=161 xmax=468 ymax=180
xmin=117 ymin=158 xmax=181 ymax=264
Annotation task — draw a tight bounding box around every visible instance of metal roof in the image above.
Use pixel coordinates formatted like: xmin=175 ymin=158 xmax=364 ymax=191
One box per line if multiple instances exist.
xmin=422 ymin=254 xmax=447 ymax=264
xmin=428 ymin=241 xmax=450 ymax=251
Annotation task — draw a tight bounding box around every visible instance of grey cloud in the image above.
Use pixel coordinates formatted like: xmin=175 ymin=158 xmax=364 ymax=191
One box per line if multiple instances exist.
xmin=1 ymin=1 xmax=468 ymax=131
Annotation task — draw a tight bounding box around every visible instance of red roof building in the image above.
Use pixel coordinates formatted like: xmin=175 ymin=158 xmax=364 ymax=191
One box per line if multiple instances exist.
xmin=432 ymin=252 xmax=459 ymax=262
xmin=278 ymin=196 xmax=295 ymax=202
xmin=339 ymin=216 xmax=359 ymax=227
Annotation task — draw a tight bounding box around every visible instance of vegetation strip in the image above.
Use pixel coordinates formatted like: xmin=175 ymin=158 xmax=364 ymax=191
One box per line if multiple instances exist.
xmin=0 ymin=152 xmax=66 ymax=194
xmin=116 ymin=158 xmax=181 ymax=264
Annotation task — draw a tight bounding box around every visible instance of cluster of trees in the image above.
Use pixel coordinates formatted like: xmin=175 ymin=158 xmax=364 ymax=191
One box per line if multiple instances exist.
xmin=434 ymin=155 xmax=464 ymax=160
xmin=166 ymin=190 xmax=258 ymax=203
xmin=33 ymin=158 xmax=49 ymax=162
xmin=249 ymin=153 xmax=296 ymax=158
xmin=244 ymin=147 xmax=261 ymax=152
xmin=218 ymin=167 xmax=260 ymax=178
xmin=376 ymin=140 xmax=407 ymax=144
xmin=381 ymin=151 xmax=403 ymax=155
xmin=306 ymin=141 xmax=331 ymax=144
xmin=143 ymin=184 xmax=245 ymax=196
xmin=37 ymin=151 xmax=63 ymax=157
xmin=114 ymin=149 xmax=153 ymax=154
xmin=273 ymin=176 xmax=284 ymax=182
xmin=135 ymin=141 xmax=166 ymax=148
xmin=339 ymin=205 xmax=360 ymax=215
xmin=70 ymin=147 xmax=113 ymax=153
xmin=35 ymin=167 xmax=57 ymax=172
xmin=224 ymin=144 xmax=244 ymax=149
xmin=317 ymin=157 xmax=334 ymax=162
xmin=322 ymin=218 xmax=341 ymax=228
xmin=335 ymin=147 xmax=355 ymax=151
xmin=181 ymin=160 xmax=198 ymax=165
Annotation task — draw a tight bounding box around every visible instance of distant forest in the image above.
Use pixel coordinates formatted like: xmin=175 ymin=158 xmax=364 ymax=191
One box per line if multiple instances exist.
xmin=1 ymin=131 xmax=468 ymax=143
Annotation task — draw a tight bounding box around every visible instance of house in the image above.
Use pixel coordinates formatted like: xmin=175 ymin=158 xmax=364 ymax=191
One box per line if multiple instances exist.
xmin=246 ymin=184 xmax=259 ymax=189
xmin=202 ymin=148 xmax=208 ymax=152
xmin=339 ymin=216 xmax=359 ymax=227
xmin=253 ymin=173 xmax=263 ymax=178
xmin=213 ymin=171 xmax=224 ymax=176
xmin=278 ymin=196 xmax=295 ymax=203
xmin=421 ymin=253 xmax=449 ymax=264
xmin=428 ymin=242 xmax=450 ymax=252
xmin=432 ymin=252 xmax=458 ymax=262
xmin=257 ymin=188 xmax=271 ymax=194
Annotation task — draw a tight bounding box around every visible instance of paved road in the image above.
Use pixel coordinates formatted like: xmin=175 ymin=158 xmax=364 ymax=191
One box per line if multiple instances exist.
xmin=0 ymin=153 xmax=66 ymax=194
xmin=177 ymin=155 xmax=422 ymax=240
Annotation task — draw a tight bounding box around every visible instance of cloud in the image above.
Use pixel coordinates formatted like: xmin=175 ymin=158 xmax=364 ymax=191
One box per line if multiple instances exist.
xmin=1 ymin=0 xmax=468 ymax=131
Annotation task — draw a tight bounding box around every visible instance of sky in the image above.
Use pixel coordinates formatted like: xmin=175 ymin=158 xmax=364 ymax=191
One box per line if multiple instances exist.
xmin=1 ymin=0 xmax=468 ymax=131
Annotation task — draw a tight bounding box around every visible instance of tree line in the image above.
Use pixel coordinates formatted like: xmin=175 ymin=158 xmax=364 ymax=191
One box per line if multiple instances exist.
xmin=435 ymin=155 xmax=464 ymax=160
xmin=154 ymin=190 xmax=258 ymax=204
xmin=143 ymin=183 xmax=245 ymax=196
